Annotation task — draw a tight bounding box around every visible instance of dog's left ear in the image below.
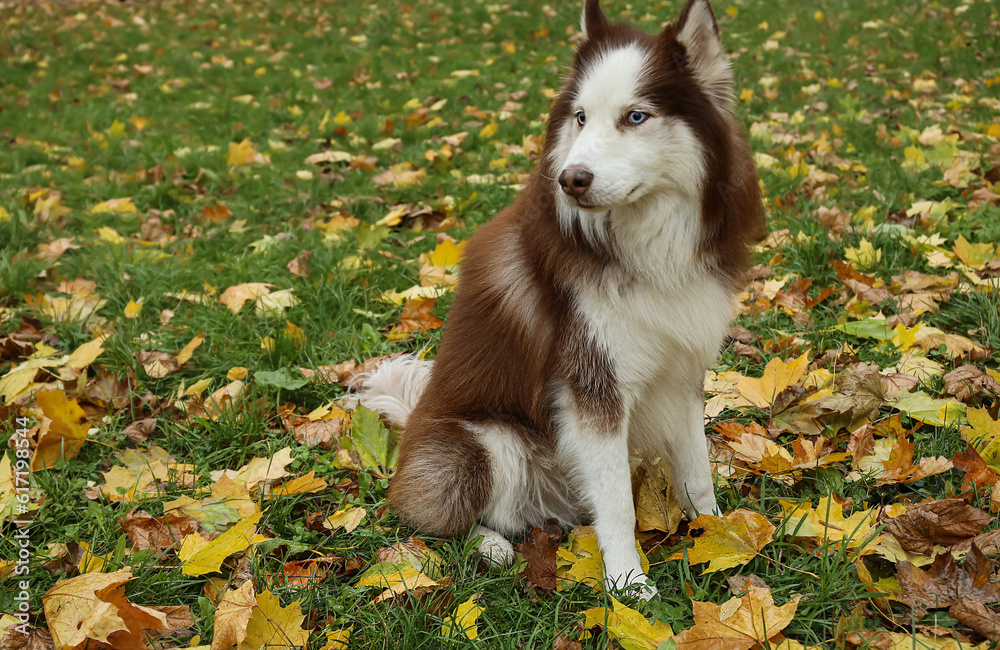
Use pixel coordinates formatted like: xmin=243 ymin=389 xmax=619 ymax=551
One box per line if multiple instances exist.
xmin=580 ymin=0 xmax=609 ymax=41
xmin=672 ymin=0 xmax=732 ymax=103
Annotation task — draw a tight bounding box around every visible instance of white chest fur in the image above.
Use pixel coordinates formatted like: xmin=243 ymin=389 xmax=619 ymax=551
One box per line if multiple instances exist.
xmin=573 ymin=268 xmax=732 ymax=408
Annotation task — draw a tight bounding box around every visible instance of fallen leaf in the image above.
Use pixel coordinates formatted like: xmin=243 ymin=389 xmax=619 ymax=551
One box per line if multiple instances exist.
xmin=442 ymin=596 xmax=483 ymax=640
xmin=881 ymin=499 xmax=992 ymax=555
xmin=178 ymin=510 xmax=265 ymax=576
xmin=32 ymin=389 xmax=91 ymax=470
xmin=673 ymin=584 xmax=800 ymax=650
xmin=736 ymin=353 xmax=810 ymax=409
xmin=208 ymin=447 xmax=294 ymax=491
xmin=243 ymin=590 xmax=309 ymax=650
xmin=326 ymin=505 xmax=366 ymax=533
xmin=669 ymin=509 xmax=776 ymax=574
xmin=121 ymin=509 xmax=200 ymax=552
xmin=211 ymin=580 xmax=255 ymax=650
xmin=949 ymin=596 xmax=1000 ymax=642
xmin=779 ymin=497 xmax=879 ymax=551
xmin=518 ymin=525 xmax=558 ymax=593
xmin=219 ymin=283 xmax=273 ymax=314
xmin=582 ymin=596 xmax=673 ymax=650
xmin=896 ymin=544 xmax=1000 ymax=610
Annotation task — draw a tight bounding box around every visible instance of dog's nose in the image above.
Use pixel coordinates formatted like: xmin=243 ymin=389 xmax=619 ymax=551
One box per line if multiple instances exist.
xmin=558 ymin=166 xmax=594 ymax=197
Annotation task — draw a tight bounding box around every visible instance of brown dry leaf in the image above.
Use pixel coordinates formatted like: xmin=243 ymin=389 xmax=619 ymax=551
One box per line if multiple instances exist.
xmin=951 ymin=444 xmax=998 ymax=491
xmin=673 ymin=585 xmax=800 ymax=650
xmin=943 ymin=365 xmax=1000 ymax=403
xmin=385 ymin=298 xmax=444 ymax=341
xmin=218 ymin=283 xmax=273 ymax=314
xmin=36 ymin=237 xmax=80 ymax=263
xmin=121 ymin=418 xmax=157 ymax=445
xmin=913 ymin=329 xmax=987 ymax=361
xmin=518 ymin=526 xmax=558 ymax=594
xmin=881 ymin=499 xmax=992 ymax=555
xmin=896 ymin=544 xmax=1000 ymax=610
xmin=210 ymin=580 xmax=255 ymax=650
xmin=287 ymin=250 xmax=311 ymax=278
xmin=290 ymin=419 xmax=342 ymax=450
xmin=121 ymin=509 xmax=200 ymax=553
xmin=668 ymin=509 xmax=775 ymax=574
xmin=852 ymin=434 xmax=954 ymax=485
xmin=949 ymin=596 xmax=1000 ymax=642
xmin=138 ymin=350 xmax=178 ymax=379
xmin=265 ymin=558 xmax=331 ymax=588
xmin=42 ymin=568 xmax=172 ymax=650
xmin=31 ymin=389 xmax=91 ymax=471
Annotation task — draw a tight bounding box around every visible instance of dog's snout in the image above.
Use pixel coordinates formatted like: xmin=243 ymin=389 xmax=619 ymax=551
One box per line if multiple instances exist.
xmin=558 ymin=166 xmax=594 ymax=197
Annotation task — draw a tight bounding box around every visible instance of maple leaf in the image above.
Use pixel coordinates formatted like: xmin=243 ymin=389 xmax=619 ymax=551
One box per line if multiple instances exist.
xmin=778 ymin=498 xmax=878 ymax=552
xmin=211 ymin=580 xmax=256 ymax=650
xmin=325 ymin=505 xmax=366 ymax=533
xmin=85 ymin=445 xmax=197 ymax=501
xmin=943 ymin=364 xmax=1000 ymax=403
xmin=673 ymin=585 xmax=800 ymax=650
xmin=219 ymin=283 xmax=273 ymax=314
xmin=581 ymin=597 xmax=673 ymax=650
xmin=32 ymin=388 xmax=91 ymax=470
xmin=962 ymin=408 xmax=1000 ymax=473
xmin=735 ymin=353 xmax=810 ymax=409
xmin=442 ymin=596 xmax=483 ymax=640
xmin=243 ymin=590 xmax=309 ymax=650
xmin=880 ymin=499 xmax=992 ymax=555
xmin=951 ymin=443 xmax=999 ymax=490
xmin=385 ymin=297 xmax=444 ymax=341
xmin=269 ymin=470 xmax=328 ymax=496
xmin=374 ymin=538 xmax=445 ymax=578
xmin=518 ymin=525 xmax=558 ymax=593
xmin=163 ymin=475 xmax=256 ymax=533
xmin=669 ymin=509 xmax=775 ymax=574
xmin=896 ymin=544 xmax=1000 ymax=610
xmin=42 ymin=568 xmax=171 ymax=650
xmin=178 ymin=509 xmax=266 ymax=576
xmin=208 ymin=447 xmax=294 ymax=491
xmin=88 ymin=197 xmax=137 ymax=214
xmin=634 ymin=458 xmax=683 ymax=534
xmin=120 ymin=509 xmax=200 ymax=552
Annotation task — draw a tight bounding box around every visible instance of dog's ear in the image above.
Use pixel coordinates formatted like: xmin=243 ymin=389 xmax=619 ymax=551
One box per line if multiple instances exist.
xmin=580 ymin=0 xmax=609 ymax=40
xmin=672 ymin=0 xmax=732 ymax=103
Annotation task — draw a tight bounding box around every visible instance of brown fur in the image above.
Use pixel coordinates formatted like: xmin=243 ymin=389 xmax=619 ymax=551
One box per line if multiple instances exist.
xmin=387 ymin=0 xmax=764 ymax=538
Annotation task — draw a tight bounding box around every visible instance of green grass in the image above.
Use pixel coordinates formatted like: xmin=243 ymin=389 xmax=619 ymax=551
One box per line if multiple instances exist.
xmin=1 ymin=0 xmax=999 ymax=647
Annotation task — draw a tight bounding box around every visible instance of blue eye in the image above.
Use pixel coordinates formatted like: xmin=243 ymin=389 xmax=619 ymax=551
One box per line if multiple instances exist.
xmin=628 ymin=110 xmax=648 ymax=125
xmin=576 ymin=111 xmax=586 ymax=126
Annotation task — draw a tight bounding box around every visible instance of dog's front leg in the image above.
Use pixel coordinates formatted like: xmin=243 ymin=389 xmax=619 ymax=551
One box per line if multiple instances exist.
xmin=559 ymin=413 xmax=656 ymax=600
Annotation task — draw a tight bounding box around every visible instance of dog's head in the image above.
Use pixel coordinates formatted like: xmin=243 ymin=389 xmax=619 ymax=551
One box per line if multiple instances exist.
xmin=547 ymin=0 xmax=736 ymax=215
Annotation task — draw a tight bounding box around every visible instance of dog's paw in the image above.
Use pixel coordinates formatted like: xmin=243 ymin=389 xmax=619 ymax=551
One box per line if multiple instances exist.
xmin=473 ymin=526 xmax=515 ymax=568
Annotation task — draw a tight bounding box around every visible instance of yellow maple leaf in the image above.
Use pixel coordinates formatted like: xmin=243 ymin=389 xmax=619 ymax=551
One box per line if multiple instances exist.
xmin=211 ymin=580 xmax=256 ymax=650
xmin=423 ymin=238 xmax=467 ymax=267
xmin=32 ymin=389 xmax=91 ymax=471
xmin=844 ymin=238 xmax=882 ymax=270
xmin=668 ymin=509 xmax=775 ymax=574
xmin=582 ymin=597 xmax=673 ymax=650
xmin=244 ymin=590 xmax=309 ymax=650
xmin=778 ymin=497 xmax=878 ymax=552
xmin=963 ymin=408 xmax=1000 ymax=472
xmin=320 ymin=624 xmax=352 ymax=650
xmin=88 ymin=197 xmax=137 ymax=214
xmin=227 ymin=139 xmax=258 ymax=166
xmin=208 ymin=447 xmax=294 ymax=491
xmin=674 ymin=585 xmax=800 ymax=649
xmin=635 ymin=459 xmax=683 ymax=535
xmin=952 ymin=235 xmax=995 ymax=269
xmin=325 ymin=505 xmax=366 ymax=533
xmin=442 ymin=596 xmax=483 ymax=640
xmin=735 ymin=353 xmax=810 ymax=409
xmin=269 ymin=470 xmax=328 ymax=497
xmin=219 ymin=283 xmax=273 ymax=314
xmin=178 ymin=511 xmax=266 ymax=576
xmin=65 ymin=336 xmax=105 ymax=370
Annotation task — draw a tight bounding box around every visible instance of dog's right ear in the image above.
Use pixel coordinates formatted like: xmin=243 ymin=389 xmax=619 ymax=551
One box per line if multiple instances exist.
xmin=580 ymin=0 xmax=609 ymax=40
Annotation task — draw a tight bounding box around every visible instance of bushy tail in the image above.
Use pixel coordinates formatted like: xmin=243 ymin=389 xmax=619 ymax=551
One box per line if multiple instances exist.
xmin=355 ymin=355 xmax=433 ymax=427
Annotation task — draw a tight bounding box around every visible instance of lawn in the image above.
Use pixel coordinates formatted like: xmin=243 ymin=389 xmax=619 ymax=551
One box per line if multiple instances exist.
xmin=1 ymin=0 xmax=999 ymax=648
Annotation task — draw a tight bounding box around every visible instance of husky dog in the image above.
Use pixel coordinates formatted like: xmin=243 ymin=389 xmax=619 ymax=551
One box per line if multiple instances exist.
xmin=359 ymin=0 xmax=764 ymax=598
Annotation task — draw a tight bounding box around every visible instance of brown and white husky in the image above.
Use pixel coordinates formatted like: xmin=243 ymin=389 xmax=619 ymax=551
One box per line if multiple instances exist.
xmin=359 ymin=0 xmax=765 ymax=599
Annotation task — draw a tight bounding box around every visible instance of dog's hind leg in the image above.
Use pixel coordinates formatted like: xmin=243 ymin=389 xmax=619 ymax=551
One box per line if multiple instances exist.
xmin=471 ymin=524 xmax=516 ymax=567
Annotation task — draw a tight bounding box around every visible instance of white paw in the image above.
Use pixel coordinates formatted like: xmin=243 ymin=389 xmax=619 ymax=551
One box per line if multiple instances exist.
xmin=473 ymin=526 xmax=515 ymax=568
